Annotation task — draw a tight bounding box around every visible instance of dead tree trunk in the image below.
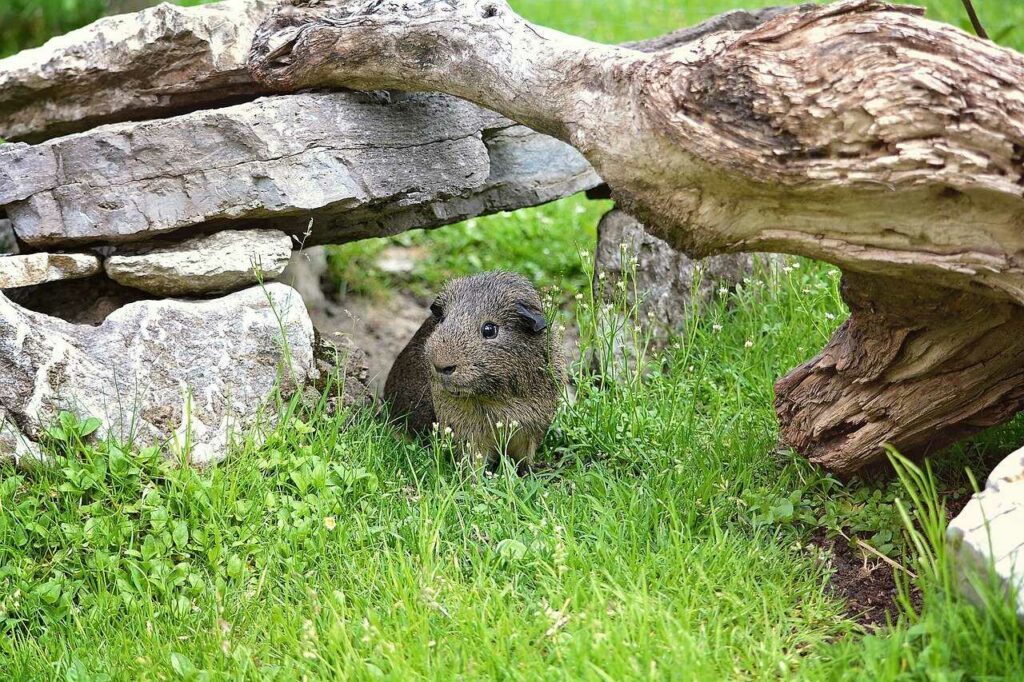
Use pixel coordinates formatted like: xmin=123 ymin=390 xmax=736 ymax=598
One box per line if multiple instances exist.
xmin=776 ymin=274 xmax=1024 ymax=473
xmin=249 ymin=0 xmax=1024 ymax=474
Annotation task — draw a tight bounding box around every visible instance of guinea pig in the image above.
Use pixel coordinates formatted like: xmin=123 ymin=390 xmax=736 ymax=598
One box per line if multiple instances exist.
xmin=383 ymin=271 xmax=565 ymax=468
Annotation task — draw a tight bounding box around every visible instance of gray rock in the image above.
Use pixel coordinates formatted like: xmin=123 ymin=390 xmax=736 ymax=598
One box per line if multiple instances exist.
xmin=2 ymin=91 xmax=598 ymax=248
xmin=0 ymin=252 xmax=100 ymax=289
xmin=0 ymin=0 xmax=275 ymax=142
xmin=105 ymin=229 xmax=293 ymax=296
xmin=281 ymin=247 xmax=330 ymax=311
xmin=947 ymin=447 xmax=1024 ymax=622
xmin=0 ymin=405 xmax=37 ymax=463
xmin=594 ymin=209 xmax=752 ymax=342
xmin=0 ymin=283 xmax=369 ymax=466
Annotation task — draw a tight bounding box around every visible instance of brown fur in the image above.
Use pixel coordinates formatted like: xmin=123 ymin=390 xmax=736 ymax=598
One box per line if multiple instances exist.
xmin=383 ymin=271 xmax=565 ymax=468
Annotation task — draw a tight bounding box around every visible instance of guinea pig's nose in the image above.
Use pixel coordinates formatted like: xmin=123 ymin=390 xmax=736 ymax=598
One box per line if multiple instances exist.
xmin=434 ymin=363 xmax=457 ymax=377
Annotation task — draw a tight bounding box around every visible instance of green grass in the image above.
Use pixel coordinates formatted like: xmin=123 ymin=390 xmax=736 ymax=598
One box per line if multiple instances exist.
xmin=3 ymin=0 xmax=1024 ymax=679
xmin=2 ymin=260 xmax=1022 ymax=679
xmin=324 ymin=200 xmax=611 ymax=303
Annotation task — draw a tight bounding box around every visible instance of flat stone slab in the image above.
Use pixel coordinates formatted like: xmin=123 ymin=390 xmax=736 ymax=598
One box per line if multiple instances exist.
xmin=0 ymin=0 xmax=275 ymax=142
xmin=106 ymin=229 xmax=292 ymax=296
xmin=1 ymin=91 xmax=598 ymax=248
xmin=947 ymin=447 xmax=1024 ymax=622
xmin=0 ymin=252 xmax=100 ymax=289
xmin=0 ymin=283 xmax=368 ymax=466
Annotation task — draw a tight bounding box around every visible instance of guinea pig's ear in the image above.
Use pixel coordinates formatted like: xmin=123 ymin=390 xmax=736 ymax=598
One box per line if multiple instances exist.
xmin=515 ymin=301 xmax=548 ymax=334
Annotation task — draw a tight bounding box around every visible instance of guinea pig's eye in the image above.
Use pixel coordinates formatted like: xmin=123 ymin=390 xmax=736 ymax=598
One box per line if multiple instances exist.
xmin=430 ymin=300 xmax=444 ymax=320
xmin=481 ymin=322 xmax=499 ymax=339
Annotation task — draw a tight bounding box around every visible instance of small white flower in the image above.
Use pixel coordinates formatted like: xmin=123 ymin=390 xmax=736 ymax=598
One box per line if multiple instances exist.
xmin=718 ymin=286 xmax=728 ymax=295
xmin=825 ymin=312 xmax=836 ymax=321
xmin=712 ymin=324 xmax=723 ymax=332
xmin=324 ymin=517 xmax=337 ymax=531
xmin=744 ymin=340 xmax=754 ymax=348
xmin=574 ymin=293 xmax=584 ymax=301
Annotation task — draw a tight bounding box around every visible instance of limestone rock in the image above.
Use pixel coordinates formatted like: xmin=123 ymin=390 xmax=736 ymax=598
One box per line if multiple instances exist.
xmin=0 ymin=0 xmax=275 ymax=142
xmin=594 ymin=209 xmax=752 ymax=341
xmin=0 ymin=283 xmax=369 ymax=466
xmin=0 ymin=252 xmax=100 ymax=289
xmin=1 ymin=91 xmax=598 ymax=248
xmin=947 ymin=447 xmax=1024 ymax=622
xmin=281 ymin=247 xmax=330 ymax=311
xmin=0 ymin=406 xmax=38 ymax=463
xmin=105 ymin=229 xmax=293 ymax=296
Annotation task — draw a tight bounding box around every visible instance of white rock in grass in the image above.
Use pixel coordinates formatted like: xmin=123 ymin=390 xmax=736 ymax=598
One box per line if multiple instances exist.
xmin=105 ymin=229 xmax=292 ymax=296
xmin=0 ymin=283 xmax=368 ymax=467
xmin=0 ymin=252 xmax=100 ymax=289
xmin=946 ymin=446 xmax=1024 ymax=622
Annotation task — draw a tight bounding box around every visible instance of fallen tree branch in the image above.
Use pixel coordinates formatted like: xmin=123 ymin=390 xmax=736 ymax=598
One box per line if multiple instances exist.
xmin=250 ymin=0 xmax=1024 ymax=304
xmin=249 ymin=0 xmax=1024 ymax=473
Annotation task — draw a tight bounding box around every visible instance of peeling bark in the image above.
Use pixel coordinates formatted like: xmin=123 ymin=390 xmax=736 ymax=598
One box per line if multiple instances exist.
xmin=248 ymin=0 xmax=1024 ymax=472
xmin=776 ymin=274 xmax=1024 ymax=475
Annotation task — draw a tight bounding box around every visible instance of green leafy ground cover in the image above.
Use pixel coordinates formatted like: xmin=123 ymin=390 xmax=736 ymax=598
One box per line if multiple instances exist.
xmin=2 ymin=0 xmax=1024 ymax=679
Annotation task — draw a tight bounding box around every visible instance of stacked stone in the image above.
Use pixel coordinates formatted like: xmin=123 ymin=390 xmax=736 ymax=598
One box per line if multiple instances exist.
xmin=0 ymin=0 xmax=598 ymax=463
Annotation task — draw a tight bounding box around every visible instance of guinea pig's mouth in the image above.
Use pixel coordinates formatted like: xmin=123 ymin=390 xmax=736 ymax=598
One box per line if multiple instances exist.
xmin=431 ymin=375 xmax=479 ymax=399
